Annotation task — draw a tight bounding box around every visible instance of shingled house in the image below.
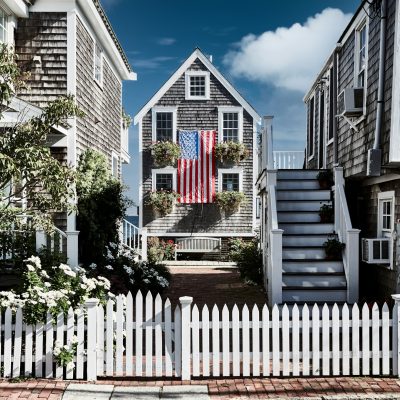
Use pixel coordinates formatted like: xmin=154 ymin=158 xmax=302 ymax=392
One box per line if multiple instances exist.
xmin=304 ymin=0 xmax=400 ymax=302
xmin=134 ymin=48 xmax=261 ymax=260
xmin=1 ymin=0 xmax=136 ymax=267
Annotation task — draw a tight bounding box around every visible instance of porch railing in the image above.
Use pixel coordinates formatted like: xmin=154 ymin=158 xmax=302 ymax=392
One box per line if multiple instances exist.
xmin=273 ymin=151 xmax=304 ymax=169
xmin=334 ymin=167 xmax=361 ymax=303
xmin=122 ymin=219 xmax=141 ymax=254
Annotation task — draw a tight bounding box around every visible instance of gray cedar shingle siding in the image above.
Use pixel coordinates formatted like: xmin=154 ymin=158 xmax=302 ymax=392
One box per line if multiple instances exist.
xmin=75 ymin=16 xmax=122 ymax=168
xmin=143 ymin=59 xmax=254 ymax=234
xmin=15 ymin=12 xmax=68 ymax=108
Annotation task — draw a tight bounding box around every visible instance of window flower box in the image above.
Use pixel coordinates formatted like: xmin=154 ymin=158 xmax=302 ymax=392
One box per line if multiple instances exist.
xmin=150 ymin=141 xmax=181 ymax=167
xmin=146 ymin=190 xmax=180 ymax=216
xmin=215 ymin=141 xmax=248 ymax=165
xmin=215 ymin=191 xmax=246 ymax=213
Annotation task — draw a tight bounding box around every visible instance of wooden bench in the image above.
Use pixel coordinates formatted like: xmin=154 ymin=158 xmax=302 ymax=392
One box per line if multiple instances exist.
xmin=175 ymin=237 xmax=221 ymax=260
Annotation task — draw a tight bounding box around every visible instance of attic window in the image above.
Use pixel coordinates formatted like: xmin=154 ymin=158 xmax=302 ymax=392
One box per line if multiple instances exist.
xmin=185 ymin=71 xmax=210 ymax=100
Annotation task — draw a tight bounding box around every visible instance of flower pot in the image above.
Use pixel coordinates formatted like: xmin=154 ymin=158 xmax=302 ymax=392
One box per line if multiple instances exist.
xmin=320 ymin=214 xmax=333 ymax=223
xmin=319 ymin=180 xmax=331 ymax=189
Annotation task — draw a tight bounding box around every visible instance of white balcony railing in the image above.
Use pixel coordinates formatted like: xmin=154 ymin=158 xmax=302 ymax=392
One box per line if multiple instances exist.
xmin=273 ymin=151 xmax=304 ymax=169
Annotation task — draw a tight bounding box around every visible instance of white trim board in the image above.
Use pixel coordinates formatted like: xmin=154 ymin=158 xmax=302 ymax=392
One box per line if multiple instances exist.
xmin=146 ymin=232 xmax=256 ymax=237
xmin=134 ymin=48 xmax=261 ymax=124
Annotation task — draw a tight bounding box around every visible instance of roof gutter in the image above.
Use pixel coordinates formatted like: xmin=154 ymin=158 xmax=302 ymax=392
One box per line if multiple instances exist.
xmin=367 ymin=0 xmax=387 ymax=176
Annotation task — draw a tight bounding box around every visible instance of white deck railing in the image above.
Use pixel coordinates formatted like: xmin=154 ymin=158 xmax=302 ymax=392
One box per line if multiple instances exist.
xmin=334 ymin=167 xmax=361 ymax=303
xmin=273 ymin=151 xmax=304 ymax=170
xmin=122 ymin=219 xmax=140 ymax=253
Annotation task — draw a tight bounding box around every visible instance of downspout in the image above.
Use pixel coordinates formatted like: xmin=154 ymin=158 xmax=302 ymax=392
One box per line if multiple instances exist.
xmin=333 ymin=45 xmax=340 ymax=165
xmin=367 ymin=0 xmax=387 ymax=176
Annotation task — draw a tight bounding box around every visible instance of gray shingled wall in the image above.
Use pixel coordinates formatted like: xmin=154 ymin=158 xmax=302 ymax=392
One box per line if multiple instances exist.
xmin=142 ymin=59 xmax=255 ymax=235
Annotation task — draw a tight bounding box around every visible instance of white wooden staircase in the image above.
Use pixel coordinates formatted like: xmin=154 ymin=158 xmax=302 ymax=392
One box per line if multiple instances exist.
xmin=277 ymin=170 xmax=346 ymax=303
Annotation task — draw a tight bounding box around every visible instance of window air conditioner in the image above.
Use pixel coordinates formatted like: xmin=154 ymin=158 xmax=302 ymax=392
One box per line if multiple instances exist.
xmin=338 ymin=88 xmax=364 ymax=117
xmin=362 ymin=238 xmax=391 ymax=264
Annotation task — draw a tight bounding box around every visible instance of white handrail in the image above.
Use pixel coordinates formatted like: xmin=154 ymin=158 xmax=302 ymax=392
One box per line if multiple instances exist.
xmin=334 ymin=167 xmax=360 ymax=303
xmin=122 ymin=219 xmax=140 ymax=253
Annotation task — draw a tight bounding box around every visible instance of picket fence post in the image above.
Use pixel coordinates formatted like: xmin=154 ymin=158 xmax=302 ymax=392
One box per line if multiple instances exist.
xmin=85 ymin=298 xmax=99 ymax=381
xmin=179 ymin=296 xmax=193 ymax=380
xmin=392 ymin=294 xmax=400 ymax=377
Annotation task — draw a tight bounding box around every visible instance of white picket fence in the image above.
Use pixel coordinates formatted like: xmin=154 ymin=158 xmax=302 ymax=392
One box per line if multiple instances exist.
xmin=1 ymin=292 xmax=400 ymax=380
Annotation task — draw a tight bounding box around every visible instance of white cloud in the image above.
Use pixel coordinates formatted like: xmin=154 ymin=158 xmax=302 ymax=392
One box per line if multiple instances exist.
xmin=223 ymin=8 xmax=352 ymax=92
xmin=158 ymin=38 xmax=176 ymax=46
xmin=134 ymin=56 xmax=176 ymax=69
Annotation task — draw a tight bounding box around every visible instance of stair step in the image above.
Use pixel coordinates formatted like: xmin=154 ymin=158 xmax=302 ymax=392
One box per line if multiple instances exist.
xmin=277 ymin=190 xmax=331 ymax=201
xmin=277 ymin=200 xmax=331 ymax=212
xmin=277 ymin=180 xmax=320 ymax=190
xmin=277 ymin=170 xmax=324 ymax=180
xmin=283 ymin=248 xmax=326 ymax=260
xmin=282 ymin=260 xmax=343 ymax=274
xmin=278 ymin=212 xmax=321 ymax=223
xmin=280 ymin=223 xmax=334 ymax=235
xmin=283 ymin=235 xmax=329 ymax=247
xmin=283 ymin=274 xmax=346 ymax=287
xmin=282 ymin=289 xmax=347 ymax=303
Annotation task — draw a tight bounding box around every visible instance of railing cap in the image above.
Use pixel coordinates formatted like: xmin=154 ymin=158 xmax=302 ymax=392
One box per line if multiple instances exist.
xmin=179 ymin=296 xmax=193 ymax=305
xmin=392 ymin=294 xmax=400 ymax=303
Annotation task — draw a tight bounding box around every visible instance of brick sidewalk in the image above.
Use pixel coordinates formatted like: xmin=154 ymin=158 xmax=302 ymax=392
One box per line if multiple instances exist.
xmin=1 ymin=377 xmax=400 ymax=399
xmin=162 ymin=267 xmax=267 ymax=308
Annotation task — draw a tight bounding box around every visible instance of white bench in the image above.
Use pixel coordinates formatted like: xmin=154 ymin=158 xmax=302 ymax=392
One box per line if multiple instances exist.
xmin=175 ymin=237 xmax=221 ymax=259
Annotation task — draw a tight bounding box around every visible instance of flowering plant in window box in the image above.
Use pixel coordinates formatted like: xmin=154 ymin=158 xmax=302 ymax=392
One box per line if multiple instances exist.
xmin=215 ymin=191 xmax=246 ymax=213
xmin=215 ymin=141 xmax=248 ymax=165
xmin=150 ymin=141 xmax=181 ymax=167
xmin=146 ymin=190 xmax=180 ymax=216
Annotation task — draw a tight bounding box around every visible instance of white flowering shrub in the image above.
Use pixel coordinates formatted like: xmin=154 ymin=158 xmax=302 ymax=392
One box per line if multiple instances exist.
xmin=0 ymin=256 xmax=111 ymax=325
xmin=53 ymin=335 xmax=78 ymax=369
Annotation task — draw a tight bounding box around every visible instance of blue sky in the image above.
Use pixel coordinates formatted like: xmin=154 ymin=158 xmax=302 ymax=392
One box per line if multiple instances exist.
xmin=101 ymin=0 xmax=360 ymax=210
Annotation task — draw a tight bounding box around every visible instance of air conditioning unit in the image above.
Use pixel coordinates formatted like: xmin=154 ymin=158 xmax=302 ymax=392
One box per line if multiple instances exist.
xmin=362 ymin=238 xmax=391 ymax=264
xmin=338 ymin=88 xmax=364 ymax=117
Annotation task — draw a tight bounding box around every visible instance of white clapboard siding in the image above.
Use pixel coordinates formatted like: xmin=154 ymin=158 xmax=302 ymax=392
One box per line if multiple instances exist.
xmin=0 ymin=293 xmax=398 ymax=381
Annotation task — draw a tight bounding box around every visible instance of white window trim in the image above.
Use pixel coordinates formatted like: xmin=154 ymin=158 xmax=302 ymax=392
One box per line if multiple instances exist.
xmin=93 ymin=41 xmax=103 ymax=87
xmin=185 ymin=70 xmax=210 ymax=100
xmin=354 ymin=18 xmax=369 ymax=114
xmin=377 ymin=190 xmax=395 ymax=269
xmin=151 ymin=106 xmax=177 ymax=143
xmin=111 ymin=151 xmax=119 ymax=177
xmin=308 ymin=94 xmax=315 ymax=161
xmin=218 ymin=106 xmax=243 ymax=143
xmin=152 ymin=167 xmax=177 ymax=191
xmin=218 ymin=167 xmax=243 ymax=192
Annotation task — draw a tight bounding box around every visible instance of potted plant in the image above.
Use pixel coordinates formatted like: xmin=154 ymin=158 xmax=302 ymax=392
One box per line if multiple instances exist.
xmin=150 ymin=141 xmax=181 ymax=167
xmin=319 ymin=204 xmax=334 ymax=223
xmin=316 ymin=170 xmax=334 ymax=189
xmin=215 ymin=191 xmax=246 ymax=213
xmin=146 ymin=190 xmax=180 ymax=216
xmin=323 ymin=235 xmax=345 ymax=260
xmin=215 ymin=141 xmax=248 ymax=165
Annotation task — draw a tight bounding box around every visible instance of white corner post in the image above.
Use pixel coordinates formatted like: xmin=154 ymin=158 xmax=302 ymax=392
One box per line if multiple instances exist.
xmin=346 ymin=228 xmax=360 ymax=303
xmin=263 ymin=115 xmax=274 ymax=171
xmin=334 ymin=166 xmax=344 ymax=232
xmin=85 ymin=298 xmax=99 ymax=381
xmin=269 ymin=229 xmax=283 ymax=306
xmin=179 ymin=296 xmax=193 ymax=381
xmin=35 ymin=231 xmax=47 ymax=252
xmin=66 ymin=230 xmax=79 ymax=269
xmin=392 ymin=294 xmax=400 ymax=377
xmin=141 ymin=228 xmax=148 ymax=261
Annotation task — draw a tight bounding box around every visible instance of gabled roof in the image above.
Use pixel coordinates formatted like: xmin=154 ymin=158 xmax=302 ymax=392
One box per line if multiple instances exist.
xmin=134 ymin=48 xmax=261 ymax=124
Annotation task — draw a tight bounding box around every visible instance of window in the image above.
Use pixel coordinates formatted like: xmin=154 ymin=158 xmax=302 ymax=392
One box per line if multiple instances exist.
xmin=378 ymin=191 xmax=395 ymax=237
xmin=355 ymin=23 xmax=367 ymax=88
xmin=308 ymin=96 xmax=315 ymax=159
xmin=0 ymin=8 xmax=7 ymax=44
xmin=185 ymin=71 xmax=210 ymax=100
xmin=218 ymin=168 xmax=243 ymax=192
xmin=218 ymin=106 xmax=243 ymax=143
xmin=111 ymin=153 xmax=119 ymax=177
xmin=94 ymin=42 xmax=103 ymax=84
xmin=152 ymin=107 xmax=177 ymax=142
xmin=152 ymin=168 xmax=177 ymax=191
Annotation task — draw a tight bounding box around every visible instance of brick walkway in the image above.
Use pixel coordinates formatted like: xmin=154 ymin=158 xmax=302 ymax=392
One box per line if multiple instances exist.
xmin=162 ymin=266 xmax=267 ymax=308
xmin=2 ymin=377 xmax=400 ymax=399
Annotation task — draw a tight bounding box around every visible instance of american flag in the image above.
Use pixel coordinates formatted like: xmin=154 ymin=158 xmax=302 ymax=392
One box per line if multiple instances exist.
xmin=177 ymin=130 xmax=216 ymax=204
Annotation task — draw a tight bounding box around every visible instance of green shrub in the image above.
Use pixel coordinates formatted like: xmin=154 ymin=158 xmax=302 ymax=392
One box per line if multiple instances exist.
xmin=150 ymin=141 xmax=181 ymax=167
xmin=215 ymin=191 xmax=246 ymax=212
xmin=146 ymin=190 xmax=180 ymax=215
xmin=148 ymin=237 xmax=176 ymax=262
xmin=215 ymin=141 xmax=248 ymax=164
xmin=228 ymin=238 xmax=263 ymax=285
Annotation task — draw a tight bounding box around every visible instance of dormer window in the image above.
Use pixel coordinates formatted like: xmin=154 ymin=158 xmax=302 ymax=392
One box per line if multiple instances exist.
xmin=94 ymin=42 xmax=103 ymax=84
xmin=185 ymin=71 xmax=210 ymax=100
xmin=0 ymin=8 xmax=7 ymax=44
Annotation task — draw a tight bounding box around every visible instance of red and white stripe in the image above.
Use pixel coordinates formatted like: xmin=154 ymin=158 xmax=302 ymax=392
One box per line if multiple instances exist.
xmin=178 ymin=130 xmax=216 ymax=204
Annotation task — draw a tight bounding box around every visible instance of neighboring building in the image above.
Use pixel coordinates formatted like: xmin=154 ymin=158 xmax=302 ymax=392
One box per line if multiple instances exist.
xmin=134 ymin=48 xmax=261 ymax=259
xmin=304 ymin=0 xmax=400 ymax=301
xmin=0 ymin=0 xmax=136 ymax=266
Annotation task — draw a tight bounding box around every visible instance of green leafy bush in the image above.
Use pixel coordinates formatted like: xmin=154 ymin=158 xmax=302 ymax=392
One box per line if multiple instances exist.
xmin=215 ymin=141 xmax=248 ymax=164
xmin=323 ymin=235 xmax=345 ymax=260
xmin=319 ymin=204 xmax=334 ymax=223
xmin=146 ymin=190 xmax=180 ymax=216
xmin=228 ymin=238 xmax=263 ymax=285
xmin=215 ymin=191 xmax=246 ymax=212
xmin=150 ymin=141 xmax=181 ymax=167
